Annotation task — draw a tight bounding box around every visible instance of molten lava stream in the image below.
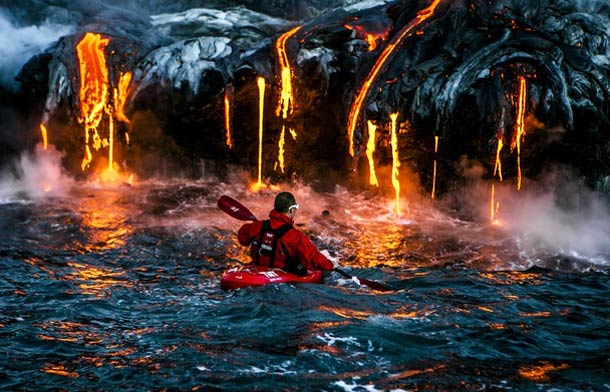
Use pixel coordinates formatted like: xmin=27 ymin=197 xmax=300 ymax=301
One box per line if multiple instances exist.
xmin=431 ymin=136 xmax=439 ymax=200
xmin=76 ymin=32 xmax=110 ymax=171
xmin=251 ymin=76 xmax=266 ymax=191
xmin=39 ymin=124 xmax=48 ymax=150
xmin=346 ymin=0 xmax=443 ymax=157
xmin=366 ymin=121 xmax=378 ymax=187
xmin=275 ymin=26 xmax=301 ymax=173
xmin=513 ymin=76 xmax=527 ymax=191
xmin=390 ymin=112 xmax=401 ymax=215
xmin=224 ymin=86 xmax=233 ymax=149
xmin=490 ymin=136 xmax=504 ymax=225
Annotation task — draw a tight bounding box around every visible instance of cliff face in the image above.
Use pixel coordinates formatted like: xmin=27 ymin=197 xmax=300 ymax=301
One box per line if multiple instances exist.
xmin=3 ymin=0 xmax=610 ymax=192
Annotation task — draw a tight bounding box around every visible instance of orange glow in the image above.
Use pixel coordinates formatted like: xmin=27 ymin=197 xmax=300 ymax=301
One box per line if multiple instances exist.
xmin=256 ymin=76 xmax=266 ymax=189
xmin=431 ymin=135 xmax=439 ymax=199
xmin=39 ymin=123 xmax=48 ymax=150
xmin=224 ymin=87 xmax=233 ymax=149
xmin=114 ymin=72 xmax=132 ymax=124
xmin=390 ymin=112 xmax=401 ymax=215
xmin=76 ymin=32 xmax=110 ymax=171
xmin=518 ymin=361 xmax=569 ymax=382
xmin=513 ymin=76 xmax=527 ymax=190
xmin=346 ymin=0 xmax=443 ymax=157
xmin=275 ymin=26 xmax=301 ymax=119
xmin=365 ymin=120 xmax=378 ymax=186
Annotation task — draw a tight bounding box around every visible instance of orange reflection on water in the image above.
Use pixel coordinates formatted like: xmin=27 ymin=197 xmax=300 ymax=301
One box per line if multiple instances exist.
xmin=519 ymin=311 xmax=552 ymax=318
xmin=40 ymin=363 xmax=79 ymax=378
xmin=353 ymin=223 xmax=405 ymax=268
xmin=36 ymin=320 xmax=107 ymax=345
xmin=518 ymin=361 xmax=569 ymax=382
xmin=390 ymin=364 xmax=446 ymax=380
xmin=319 ymin=304 xmax=433 ymax=321
xmin=479 ymin=271 xmax=543 ymax=286
xmin=78 ymin=189 xmax=133 ymax=251
xmin=66 ymin=261 xmax=129 ymax=297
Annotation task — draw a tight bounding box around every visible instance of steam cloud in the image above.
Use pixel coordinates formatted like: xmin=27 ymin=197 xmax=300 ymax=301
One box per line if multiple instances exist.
xmin=0 ymin=11 xmax=74 ymax=90
xmin=496 ymin=171 xmax=610 ymax=262
xmin=0 ymin=144 xmax=74 ymax=201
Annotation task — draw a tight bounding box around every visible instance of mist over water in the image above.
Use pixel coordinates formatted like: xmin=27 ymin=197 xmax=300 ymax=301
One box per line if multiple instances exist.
xmin=0 ymin=144 xmax=74 ymax=201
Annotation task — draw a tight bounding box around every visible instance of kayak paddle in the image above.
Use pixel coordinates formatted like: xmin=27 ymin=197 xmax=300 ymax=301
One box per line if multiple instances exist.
xmin=218 ymin=195 xmax=257 ymax=221
xmin=217 ymin=195 xmax=395 ymax=292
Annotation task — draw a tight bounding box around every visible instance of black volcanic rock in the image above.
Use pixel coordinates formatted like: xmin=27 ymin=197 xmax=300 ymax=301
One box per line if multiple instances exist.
xmin=5 ymin=0 xmax=610 ymax=195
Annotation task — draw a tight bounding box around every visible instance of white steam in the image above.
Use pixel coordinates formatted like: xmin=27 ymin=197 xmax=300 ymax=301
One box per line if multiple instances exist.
xmin=496 ymin=180 xmax=610 ymax=261
xmin=0 ymin=12 xmax=74 ymax=90
xmin=0 ymin=144 xmax=74 ymax=201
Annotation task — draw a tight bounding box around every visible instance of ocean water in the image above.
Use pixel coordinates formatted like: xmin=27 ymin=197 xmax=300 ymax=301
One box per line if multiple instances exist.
xmin=1 ymin=179 xmax=609 ymax=391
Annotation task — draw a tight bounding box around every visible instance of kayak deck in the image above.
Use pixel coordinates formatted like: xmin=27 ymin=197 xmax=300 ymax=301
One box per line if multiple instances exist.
xmin=220 ymin=265 xmax=323 ymax=290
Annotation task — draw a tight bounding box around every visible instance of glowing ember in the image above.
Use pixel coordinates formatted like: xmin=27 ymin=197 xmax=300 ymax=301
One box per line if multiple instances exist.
xmin=431 ymin=135 xmax=439 ymax=199
xmin=365 ymin=121 xmax=379 ymax=186
xmin=390 ymin=112 xmax=401 ymax=215
xmin=39 ymin=123 xmax=48 ymax=150
xmin=346 ymin=0 xmax=443 ymax=157
xmin=512 ymin=76 xmax=527 ymax=190
xmin=224 ymin=85 xmax=233 ymax=149
xmin=76 ymin=32 xmax=110 ymax=171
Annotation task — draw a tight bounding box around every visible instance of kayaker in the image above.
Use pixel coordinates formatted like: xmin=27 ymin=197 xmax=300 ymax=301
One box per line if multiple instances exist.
xmin=237 ymin=192 xmax=339 ymax=275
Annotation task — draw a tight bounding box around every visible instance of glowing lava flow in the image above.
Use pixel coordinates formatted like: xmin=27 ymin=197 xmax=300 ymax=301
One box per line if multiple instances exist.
xmin=275 ymin=26 xmax=301 ymax=173
xmin=365 ymin=120 xmax=379 ymax=187
xmin=490 ymin=136 xmax=504 ymax=225
xmin=224 ymin=86 xmax=234 ymax=149
xmin=253 ymin=76 xmax=266 ymax=190
xmin=431 ymin=136 xmax=439 ymax=199
xmin=275 ymin=26 xmax=301 ymax=119
xmin=513 ymin=76 xmax=527 ymax=190
xmin=40 ymin=124 xmax=48 ymax=150
xmin=346 ymin=0 xmax=443 ymax=157
xmin=76 ymin=32 xmax=110 ymax=171
xmin=494 ymin=138 xmax=504 ymax=182
xmin=114 ymin=72 xmax=132 ymax=124
xmin=390 ymin=112 xmax=401 ymax=215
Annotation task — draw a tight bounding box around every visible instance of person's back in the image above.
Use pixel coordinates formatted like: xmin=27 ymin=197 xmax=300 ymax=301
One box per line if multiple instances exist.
xmin=237 ymin=192 xmax=337 ymax=274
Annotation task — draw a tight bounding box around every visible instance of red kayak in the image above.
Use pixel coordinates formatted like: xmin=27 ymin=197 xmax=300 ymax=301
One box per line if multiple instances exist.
xmin=220 ymin=265 xmax=324 ymax=290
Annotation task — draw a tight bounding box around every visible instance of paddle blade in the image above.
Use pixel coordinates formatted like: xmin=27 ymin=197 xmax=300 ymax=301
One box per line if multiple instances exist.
xmin=357 ymin=278 xmax=394 ymax=292
xmin=334 ymin=268 xmax=394 ymax=292
xmin=218 ymin=195 xmax=258 ymax=221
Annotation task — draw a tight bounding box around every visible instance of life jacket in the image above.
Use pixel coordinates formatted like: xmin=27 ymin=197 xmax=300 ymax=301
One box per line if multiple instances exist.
xmin=250 ymin=220 xmax=306 ymax=275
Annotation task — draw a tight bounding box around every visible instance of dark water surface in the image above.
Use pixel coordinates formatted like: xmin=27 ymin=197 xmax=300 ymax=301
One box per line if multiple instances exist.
xmin=1 ymin=180 xmax=609 ymax=391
